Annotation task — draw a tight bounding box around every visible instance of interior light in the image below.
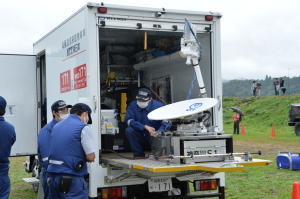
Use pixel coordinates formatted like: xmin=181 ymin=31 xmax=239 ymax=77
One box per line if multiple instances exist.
xmin=205 ymin=15 xmax=213 ymax=21
xmin=98 ymin=7 xmax=107 ymax=14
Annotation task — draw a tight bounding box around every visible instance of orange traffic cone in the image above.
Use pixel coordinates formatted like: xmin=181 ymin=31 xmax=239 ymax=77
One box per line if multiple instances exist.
xmin=270 ymin=125 xmax=276 ymax=137
xmin=292 ymin=182 xmax=300 ymax=199
xmin=241 ymin=124 xmax=246 ymax=135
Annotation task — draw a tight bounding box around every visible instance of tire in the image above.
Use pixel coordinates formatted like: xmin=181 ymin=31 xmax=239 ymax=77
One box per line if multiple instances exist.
xmin=294 ymin=123 xmax=300 ymax=135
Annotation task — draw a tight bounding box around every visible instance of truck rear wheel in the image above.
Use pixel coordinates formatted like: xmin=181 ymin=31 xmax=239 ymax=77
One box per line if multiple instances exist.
xmin=294 ymin=123 xmax=300 ymax=135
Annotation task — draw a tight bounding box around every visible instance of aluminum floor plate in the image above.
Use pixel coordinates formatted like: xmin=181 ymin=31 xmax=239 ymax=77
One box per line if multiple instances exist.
xmin=103 ymin=158 xmax=273 ymax=173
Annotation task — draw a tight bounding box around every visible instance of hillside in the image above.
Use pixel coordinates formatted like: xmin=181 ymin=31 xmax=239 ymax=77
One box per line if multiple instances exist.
xmin=222 ymin=94 xmax=300 ymax=134
xmin=222 ymin=95 xmax=300 ymax=199
xmin=223 ymin=76 xmax=300 ymax=97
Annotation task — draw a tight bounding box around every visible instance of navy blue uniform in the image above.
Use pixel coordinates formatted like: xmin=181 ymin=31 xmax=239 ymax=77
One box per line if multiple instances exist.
xmin=124 ymin=100 xmax=168 ymax=156
xmin=0 ymin=116 xmax=16 ymax=198
xmin=37 ymin=119 xmax=58 ymax=199
xmin=47 ymin=114 xmax=88 ymax=199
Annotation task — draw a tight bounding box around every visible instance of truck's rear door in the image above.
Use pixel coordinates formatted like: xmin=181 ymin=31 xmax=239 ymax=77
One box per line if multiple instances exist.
xmin=0 ymin=54 xmax=37 ymax=156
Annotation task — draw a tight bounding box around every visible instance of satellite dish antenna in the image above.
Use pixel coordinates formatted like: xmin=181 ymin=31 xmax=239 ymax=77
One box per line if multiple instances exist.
xmin=148 ymin=98 xmax=218 ymax=120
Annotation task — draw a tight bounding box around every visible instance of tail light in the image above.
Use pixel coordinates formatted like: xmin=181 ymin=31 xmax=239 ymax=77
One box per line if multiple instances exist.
xmin=109 ymin=187 xmax=121 ymax=198
xmin=98 ymin=7 xmax=107 ymax=14
xmin=205 ymin=15 xmax=213 ymax=21
xmin=101 ymin=187 xmax=127 ymax=199
xmin=194 ymin=179 xmax=217 ymax=191
xmin=102 ymin=188 xmax=109 ymax=199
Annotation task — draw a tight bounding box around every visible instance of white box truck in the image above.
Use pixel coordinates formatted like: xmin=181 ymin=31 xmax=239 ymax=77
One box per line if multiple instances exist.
xmin=0 ymin=2 xmax=272 ymax=199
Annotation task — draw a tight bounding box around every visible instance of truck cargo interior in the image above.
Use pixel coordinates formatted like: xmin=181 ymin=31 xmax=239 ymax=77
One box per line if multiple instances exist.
xmin=98 ymin=27 xmax=215 ymax=155
xmin=37 ymin=53 xmax=47 ymax=128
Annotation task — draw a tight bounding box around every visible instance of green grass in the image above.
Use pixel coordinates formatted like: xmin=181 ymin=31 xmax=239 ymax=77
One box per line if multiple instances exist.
xmin=8 ymin=94 xmax=300 ymax=198
xmin=223 ymin=95 xmax=300 ymax=199
xmin=225 ymin=165 xmax=299 ymax=199
xmin=9 ymin=157 xmax=37 ymax=199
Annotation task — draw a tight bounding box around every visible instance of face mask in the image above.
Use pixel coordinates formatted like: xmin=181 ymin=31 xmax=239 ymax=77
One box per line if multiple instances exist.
xmin=58 ymin=114 xmax=69 ymax=121
xmin=137 ymin=101 xmax=149 ymax=108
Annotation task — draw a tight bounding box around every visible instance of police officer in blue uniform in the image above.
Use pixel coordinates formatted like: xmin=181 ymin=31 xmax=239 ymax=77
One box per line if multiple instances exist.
xmin=47 ymin=103 xmax=96 ymax=199
xmin=125 ymin=88 xmax=169 ymax=157
xmin=0 ymin=96 xmax=16 ymax=198
xmin=37 ymin=100 xmax=72 ymax=199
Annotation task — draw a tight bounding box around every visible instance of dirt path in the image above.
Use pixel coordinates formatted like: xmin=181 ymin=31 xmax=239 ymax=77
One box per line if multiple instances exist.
xmin=233 ymin=140 xmax=300 ymax=159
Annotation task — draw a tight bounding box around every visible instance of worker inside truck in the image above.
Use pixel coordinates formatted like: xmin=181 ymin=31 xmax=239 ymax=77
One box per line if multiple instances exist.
xmin=124 ymin=88 xmax=169 ymax=157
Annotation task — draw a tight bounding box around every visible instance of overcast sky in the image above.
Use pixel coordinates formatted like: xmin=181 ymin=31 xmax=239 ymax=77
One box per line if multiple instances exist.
xmin=0 ymin=0 xmax=299 ymax=80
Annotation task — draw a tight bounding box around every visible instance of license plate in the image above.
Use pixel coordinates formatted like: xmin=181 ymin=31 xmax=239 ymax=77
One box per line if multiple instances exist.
xmin=148 ymin=178 xmax=173 ymax=192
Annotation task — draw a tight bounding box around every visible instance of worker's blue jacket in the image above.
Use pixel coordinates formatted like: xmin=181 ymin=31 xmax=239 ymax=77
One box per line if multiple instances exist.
xmin=124 ymin=99 xmax=168 ymax=133
xmin=0 ymin=116 xmax=16 ymax=166
xmin=0 ymin=116 xmax=16 ymax=198
xmin=47 ymin=114 xmax=87 ymax=176
xmin=37 ymin=119 xmax=58 ymax=168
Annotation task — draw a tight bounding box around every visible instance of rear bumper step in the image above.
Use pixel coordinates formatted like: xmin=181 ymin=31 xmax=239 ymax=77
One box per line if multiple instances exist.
xmin=22 ymin=177 xmax=39 ymax=184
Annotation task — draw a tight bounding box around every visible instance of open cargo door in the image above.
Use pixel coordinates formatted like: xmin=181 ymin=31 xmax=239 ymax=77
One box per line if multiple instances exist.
xmin=0 ymin=54 xmax=37 ymax=156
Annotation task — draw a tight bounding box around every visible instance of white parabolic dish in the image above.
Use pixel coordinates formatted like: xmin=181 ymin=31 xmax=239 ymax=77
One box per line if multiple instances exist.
xmin=148 ymin=98 xmax=218 ymax=120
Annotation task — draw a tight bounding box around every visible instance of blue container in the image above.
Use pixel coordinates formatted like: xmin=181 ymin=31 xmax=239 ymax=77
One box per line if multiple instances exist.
xmin=276 ymin=153 xmax=300 ymax=170
xmin=276 ymin=154 xmax=291 ymax=169
xmin=291 ymin=155 xmax=300 ymax=170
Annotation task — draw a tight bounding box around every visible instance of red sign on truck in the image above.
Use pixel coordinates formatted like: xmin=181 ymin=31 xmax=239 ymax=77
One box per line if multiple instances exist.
xmin=60 ymin=70 xmax=71 ymax=93
xmin=74 ymin=64 xmax=87 ymax=90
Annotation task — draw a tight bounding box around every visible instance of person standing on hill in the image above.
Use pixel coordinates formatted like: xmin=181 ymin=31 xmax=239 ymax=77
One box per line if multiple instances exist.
xmin=279 ymin=77 xmax=286 ymax=95
xmin=273 ymin=78 xmax=280 ymax=95
xmin=256 ymin=81 xmax=262 ymax=96
xmin=251 ymin=81 xmax=257 ymax=96
xmin=232 ymin=109 xmax=241 ymax=134
xmin=0 ymin=96 xmax=16 ymax=199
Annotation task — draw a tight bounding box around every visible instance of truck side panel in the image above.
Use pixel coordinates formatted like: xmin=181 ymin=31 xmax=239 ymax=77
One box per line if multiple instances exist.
xmin=33 ymin=6 xmax=102 ymax=197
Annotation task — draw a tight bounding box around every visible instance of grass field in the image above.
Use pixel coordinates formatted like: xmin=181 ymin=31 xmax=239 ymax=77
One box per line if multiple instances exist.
xmin=9 ymin=157 xmax=37 ymax=199
xmin=8 ymin=95 xmax=300 ymax=198
xmin=224 ymin=95 xmax=300 ymax=199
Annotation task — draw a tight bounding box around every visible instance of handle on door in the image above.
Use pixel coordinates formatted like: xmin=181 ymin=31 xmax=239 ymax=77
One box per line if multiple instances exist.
xmin=217 ymin=96 xmax=221 ymax=111
xmin=93 ymin=96 xmax=97 ymax=113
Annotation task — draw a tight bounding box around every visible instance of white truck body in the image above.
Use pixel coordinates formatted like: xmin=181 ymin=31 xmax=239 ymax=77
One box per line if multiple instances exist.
xmin=0 ymin=3 xmax=272 ymax=198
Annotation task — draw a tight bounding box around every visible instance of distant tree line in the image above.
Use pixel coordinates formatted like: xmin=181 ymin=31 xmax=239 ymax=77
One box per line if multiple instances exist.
xmin=223 ymin=75 xmax=300 ymax=97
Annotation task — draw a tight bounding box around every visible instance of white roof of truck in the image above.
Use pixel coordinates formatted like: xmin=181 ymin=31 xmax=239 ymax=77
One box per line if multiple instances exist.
xmin=88 ymin=2 xmax=222 ymax=16
xmin=34 ymin=2 xmax=222 ymax=46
